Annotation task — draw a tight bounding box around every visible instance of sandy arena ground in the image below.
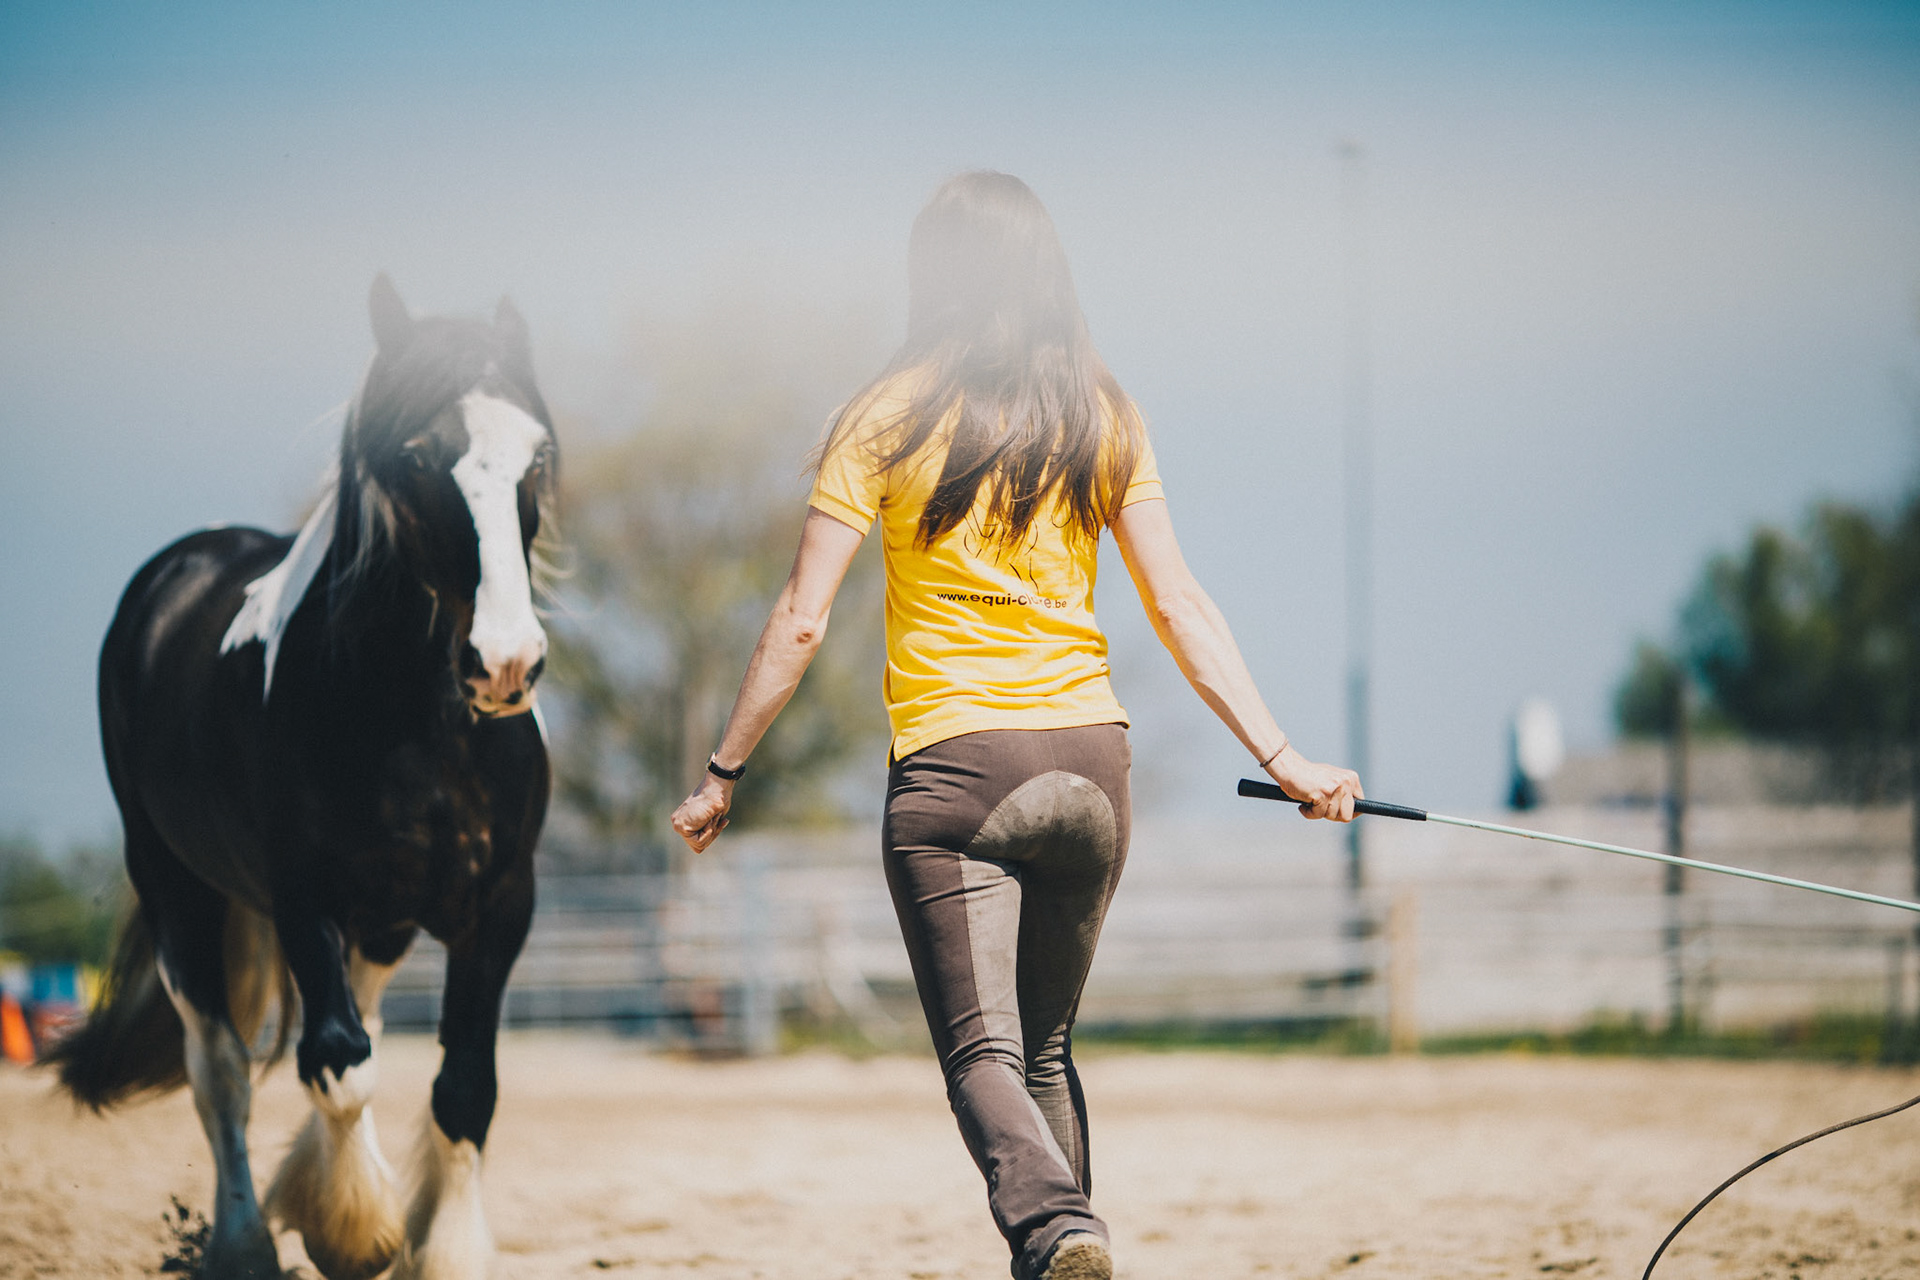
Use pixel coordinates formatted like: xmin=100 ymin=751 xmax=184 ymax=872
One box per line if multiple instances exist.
xmin=1 ymin=1032 xmax=1915 ymax=1279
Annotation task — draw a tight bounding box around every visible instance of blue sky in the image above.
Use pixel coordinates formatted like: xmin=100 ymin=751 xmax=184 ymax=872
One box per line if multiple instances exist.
xmin=3 ymin=1 xmax=1918 ymax=845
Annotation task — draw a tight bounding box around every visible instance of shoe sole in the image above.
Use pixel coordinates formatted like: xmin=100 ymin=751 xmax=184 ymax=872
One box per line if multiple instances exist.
xmin=1040 ymin=1239 xmax=1113 ymax=1280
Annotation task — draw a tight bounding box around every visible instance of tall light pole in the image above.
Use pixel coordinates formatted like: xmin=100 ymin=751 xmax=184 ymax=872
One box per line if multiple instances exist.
xmin=1339 ymin=139 xmax=1372 ymax=894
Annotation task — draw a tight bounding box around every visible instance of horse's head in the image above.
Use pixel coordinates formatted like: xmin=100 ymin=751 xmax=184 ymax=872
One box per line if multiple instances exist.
xmin=336 ymin=275 xmax=558 ymax=718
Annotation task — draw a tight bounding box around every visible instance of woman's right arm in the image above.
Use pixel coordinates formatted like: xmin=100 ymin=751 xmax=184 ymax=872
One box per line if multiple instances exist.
xmin=668 ymin=507 xmax=866 ymax=852
xmin=1110 ymin=496 xmax=1362 ymax=821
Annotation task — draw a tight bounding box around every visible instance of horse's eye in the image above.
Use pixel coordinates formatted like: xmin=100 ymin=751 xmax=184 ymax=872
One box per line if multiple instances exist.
xmin=402 ymin=442 xmax=431 ymax=472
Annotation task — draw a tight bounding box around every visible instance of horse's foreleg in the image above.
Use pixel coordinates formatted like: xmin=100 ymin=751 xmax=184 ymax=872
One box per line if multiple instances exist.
xmin=395 ymin=875 xmax=534 ymax=1280
xmin=264 ymin=913 xmax=409 ymax=1280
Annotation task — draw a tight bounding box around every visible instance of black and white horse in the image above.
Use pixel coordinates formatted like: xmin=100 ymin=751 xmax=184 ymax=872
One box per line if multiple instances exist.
xmin=52 ymin=277 xmax=557 ymax=1280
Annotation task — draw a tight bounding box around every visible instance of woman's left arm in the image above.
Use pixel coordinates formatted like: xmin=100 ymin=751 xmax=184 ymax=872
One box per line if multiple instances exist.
xmin=669 ymin=507 xmax=867 ymax=852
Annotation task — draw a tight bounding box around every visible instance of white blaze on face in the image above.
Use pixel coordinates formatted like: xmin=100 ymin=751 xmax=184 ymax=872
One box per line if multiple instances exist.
xmin=452 ymin=393 xmax=547 ymax=713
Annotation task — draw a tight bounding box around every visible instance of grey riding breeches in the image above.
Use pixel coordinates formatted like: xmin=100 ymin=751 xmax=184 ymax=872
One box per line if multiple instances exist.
xmin=883 ymin=724 xmax=1131 ymax=1280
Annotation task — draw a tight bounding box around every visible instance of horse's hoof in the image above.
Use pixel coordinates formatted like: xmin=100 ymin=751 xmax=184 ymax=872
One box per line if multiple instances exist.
xmin=264 ymin=1109 xmax=404 ymax=1280
xmin=198 ymin=1228 xmax=284 ymax=1280
xmin=303 ymin=1235 xmax=400 ymax=1280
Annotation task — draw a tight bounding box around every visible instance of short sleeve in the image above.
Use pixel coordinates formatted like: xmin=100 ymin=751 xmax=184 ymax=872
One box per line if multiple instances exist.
xmin=809 ymin=419 xmax=887 ymax=535
xmin=1119 ymin=431 xmax=1163 ymax=509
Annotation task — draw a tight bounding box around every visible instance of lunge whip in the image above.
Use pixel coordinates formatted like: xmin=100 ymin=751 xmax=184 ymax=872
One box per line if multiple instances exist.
xmin=1237 ymin=778 xmax=1920 ymax=915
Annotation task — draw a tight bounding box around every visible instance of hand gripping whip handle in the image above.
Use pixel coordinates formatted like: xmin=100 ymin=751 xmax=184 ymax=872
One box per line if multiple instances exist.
xmin=1238 ymin=778 xmax=1430 ymax=822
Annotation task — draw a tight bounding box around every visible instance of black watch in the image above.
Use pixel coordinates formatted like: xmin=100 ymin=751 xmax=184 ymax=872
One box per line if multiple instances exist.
xmin=707 ymin=755 xmax=746 ymax=782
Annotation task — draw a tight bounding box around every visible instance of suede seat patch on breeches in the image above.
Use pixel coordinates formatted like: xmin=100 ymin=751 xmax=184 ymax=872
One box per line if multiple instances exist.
xmin=964 ymin=771 xmax=1119 ymax=865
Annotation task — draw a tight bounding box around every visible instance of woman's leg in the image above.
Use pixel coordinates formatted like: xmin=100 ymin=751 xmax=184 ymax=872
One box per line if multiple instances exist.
xmin=1010 ymin=727 xmax=1130 ymax=1196
xmin=884 ymin=726 xmax=1129 ymax=1280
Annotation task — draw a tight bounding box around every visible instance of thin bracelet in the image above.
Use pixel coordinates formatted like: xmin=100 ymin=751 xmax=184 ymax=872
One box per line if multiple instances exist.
xmin=1255 ymin=739 xmax=1287 ymax=770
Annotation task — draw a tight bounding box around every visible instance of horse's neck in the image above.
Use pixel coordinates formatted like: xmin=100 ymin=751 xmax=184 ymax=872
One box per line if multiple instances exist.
xmin=310 ymin=553 xmax=448 ymax=699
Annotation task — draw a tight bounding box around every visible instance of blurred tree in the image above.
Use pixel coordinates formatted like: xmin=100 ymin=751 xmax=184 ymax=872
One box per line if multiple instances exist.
xmin=0 ymin=837 xmax=122 ymax=967
xmin=1614 ymin=641 xmax=1688 ymax=739
xmin=1663 ymin=504 xmax=1920 ymax=800
xmin=541 ymin=312 xmax=888 ymax=866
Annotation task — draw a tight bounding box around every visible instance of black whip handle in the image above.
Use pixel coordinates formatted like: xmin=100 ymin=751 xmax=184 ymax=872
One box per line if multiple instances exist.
xmin=1237 ymin=778 xmax=1428 ymax=822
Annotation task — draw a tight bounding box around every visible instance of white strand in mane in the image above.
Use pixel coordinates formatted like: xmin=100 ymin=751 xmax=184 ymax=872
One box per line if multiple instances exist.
xmin=220 ymin=473 xmax=338 ymax=700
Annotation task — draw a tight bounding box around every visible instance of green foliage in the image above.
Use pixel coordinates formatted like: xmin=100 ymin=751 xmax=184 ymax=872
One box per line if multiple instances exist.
xmin=1615 ymin=488 xmax=1920 ymax=794
xmin=1682 ymin=506 xmax=1919 ymax=741
xmin=1424 ymin=1011 xmax=1900 ymax=1065
xmin=1071 ymin=1013 xmax=1906 ymax=1063
xmin=1659 ymin=499 xmax=1920 ymax=796
xmin=543 ymin=310 xmax=890 ymax=854
xmin=0 ymin=835 xmax=123 ymax=967
xmin=1613 ymin=641 xmax=1684 ymax=738
xmin=1074 ymin=1017 xmax=1383 ymax=1055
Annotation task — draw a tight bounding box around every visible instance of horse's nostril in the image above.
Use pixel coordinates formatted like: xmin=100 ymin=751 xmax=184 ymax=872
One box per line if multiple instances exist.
xmin=506 ymin=690 xmax=523 ymax=705
xmin=525 ymin=656 xmax=546 ymax=688
xmin=459 ymin=643 xmax=484 ymax=679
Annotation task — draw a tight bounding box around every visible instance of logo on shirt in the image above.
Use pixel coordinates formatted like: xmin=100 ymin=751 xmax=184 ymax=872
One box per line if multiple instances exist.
xmin=934 ymin=590 xmax=1069 ymax=610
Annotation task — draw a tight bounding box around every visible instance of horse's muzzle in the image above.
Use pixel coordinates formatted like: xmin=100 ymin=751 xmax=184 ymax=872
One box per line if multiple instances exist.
xmin=463 ymin=644 xmax=546 ymax=717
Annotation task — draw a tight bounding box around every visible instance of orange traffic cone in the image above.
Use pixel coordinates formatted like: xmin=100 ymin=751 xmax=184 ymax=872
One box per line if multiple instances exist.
xmin=0 ymin=993 xmax=32 ymax=1064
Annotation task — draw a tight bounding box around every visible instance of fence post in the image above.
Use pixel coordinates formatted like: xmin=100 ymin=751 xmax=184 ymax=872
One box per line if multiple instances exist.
xmin=1662 ymin=674 xmax=1690 ymax=1034
xmin=1386 ymin=890 xmax=1419 ymax=1054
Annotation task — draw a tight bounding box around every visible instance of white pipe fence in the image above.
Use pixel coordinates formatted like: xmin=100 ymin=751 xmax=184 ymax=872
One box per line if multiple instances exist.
xmin=378 ymin=805 xmax=1919 ymax=1052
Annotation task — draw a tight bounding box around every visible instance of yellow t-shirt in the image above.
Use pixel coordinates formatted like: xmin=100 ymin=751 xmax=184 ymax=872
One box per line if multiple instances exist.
xmin=809 ymin=379 xmax=1163 ymax=761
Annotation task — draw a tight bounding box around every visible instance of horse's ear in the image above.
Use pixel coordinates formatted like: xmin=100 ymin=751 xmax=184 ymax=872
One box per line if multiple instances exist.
xmin=369 ymin=273 xmax=414 ymax=354
xmin=494 ymin=296 xmax=530 ymax=366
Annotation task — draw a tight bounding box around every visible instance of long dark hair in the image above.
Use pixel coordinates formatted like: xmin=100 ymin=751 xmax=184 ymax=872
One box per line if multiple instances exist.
xmin=818 ymin=171 xmax=1143 ymax=549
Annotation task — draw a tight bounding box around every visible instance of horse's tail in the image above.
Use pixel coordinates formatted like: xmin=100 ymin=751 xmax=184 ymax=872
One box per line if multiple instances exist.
xmin=45 ymin=905 xmax=186 ymax=1109
xmin=45 ymin=901 xmax=293 ymax=1111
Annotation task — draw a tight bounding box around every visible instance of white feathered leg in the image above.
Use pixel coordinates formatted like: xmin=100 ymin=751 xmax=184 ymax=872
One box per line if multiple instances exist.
xmin=392 ymin=1118 xmax=493 ymax=1280
xmin=265 ymin=948 xmax=408 ymax=1280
